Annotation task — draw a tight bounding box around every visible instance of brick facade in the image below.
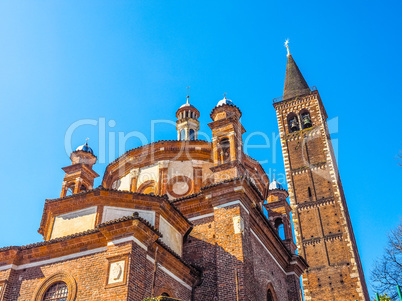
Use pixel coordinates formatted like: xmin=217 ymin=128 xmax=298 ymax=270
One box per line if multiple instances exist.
xmin=1 ymin=69 xmax=369 ymax=300
xmin=0 ymin=219 xmax=196 ymax=301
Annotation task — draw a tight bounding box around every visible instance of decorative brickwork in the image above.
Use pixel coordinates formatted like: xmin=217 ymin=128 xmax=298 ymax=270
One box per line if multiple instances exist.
xmin=274 ymin=88 xmax=369 ymax=300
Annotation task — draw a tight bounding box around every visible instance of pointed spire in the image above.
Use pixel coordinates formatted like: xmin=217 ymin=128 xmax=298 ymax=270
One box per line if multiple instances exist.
xmin=283 ymin=42 xmax=310 ymax=100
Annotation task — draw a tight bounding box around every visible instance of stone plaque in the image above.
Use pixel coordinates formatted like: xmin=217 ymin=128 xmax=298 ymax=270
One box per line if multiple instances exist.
xmin=233 ymin=216 xmax=244 ymax=234
xmin=108 ymin=260 xmax=125 ymax=284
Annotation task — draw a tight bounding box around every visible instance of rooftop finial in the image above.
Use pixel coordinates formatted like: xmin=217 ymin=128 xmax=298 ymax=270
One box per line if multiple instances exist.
xmin=85 ymin=137 xmax=89 ymax=145
xmin=284 ymin=39 xmax=290 ymax=56
xmin=223 ymin=92 xmax=227 ymax=99
xmin=186 ymin=86 xmax=190 ymax=104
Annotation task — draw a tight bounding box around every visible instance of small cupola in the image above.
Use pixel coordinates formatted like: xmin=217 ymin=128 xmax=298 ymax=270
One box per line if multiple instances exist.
xmin=75 ymin=142 xmax=94 ymax=155
xmin=269 ymin=179 xmax=284 ymax=190
xmin=60 ymin=139 xmax=99 ymax=197
xmin=176 ymin=90 xmax=200 ymax=141
xmin=210 ymin=94 xmax=241 ymax=122
xmin=216 ymin=95 xmax=234 ymax=107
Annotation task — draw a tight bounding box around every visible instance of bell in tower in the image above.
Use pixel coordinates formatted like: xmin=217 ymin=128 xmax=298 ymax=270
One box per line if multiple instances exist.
xmin=289 ymin=116 xmax=300 ymax=132
xmin=300 ymin=111 xmax=312 ymax=129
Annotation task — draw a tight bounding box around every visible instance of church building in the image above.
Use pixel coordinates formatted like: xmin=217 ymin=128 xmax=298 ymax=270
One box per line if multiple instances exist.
xmin=0 ymin=47 xmax=368 ymax=301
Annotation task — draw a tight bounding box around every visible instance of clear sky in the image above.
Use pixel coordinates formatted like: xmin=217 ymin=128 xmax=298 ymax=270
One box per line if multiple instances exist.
xmin=0 ymin=0 xmax=401 ymax=296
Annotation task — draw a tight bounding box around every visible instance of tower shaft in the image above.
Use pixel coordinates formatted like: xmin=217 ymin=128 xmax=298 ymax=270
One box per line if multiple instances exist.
xmin=274 ymin=90 xmax=369 ymax=300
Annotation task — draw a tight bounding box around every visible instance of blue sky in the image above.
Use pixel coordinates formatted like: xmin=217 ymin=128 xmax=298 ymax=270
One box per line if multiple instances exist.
xmin=0 ymin=0 xmax=401 ymax=295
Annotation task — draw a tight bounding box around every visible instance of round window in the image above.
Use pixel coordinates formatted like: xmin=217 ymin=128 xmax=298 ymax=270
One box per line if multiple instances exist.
xmin=34 ymin=273 xmax=77 ymax=301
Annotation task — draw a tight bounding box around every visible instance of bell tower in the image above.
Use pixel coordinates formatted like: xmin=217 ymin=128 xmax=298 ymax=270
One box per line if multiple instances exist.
xmin=265 ymin=179 xmax=296 ymax=253
xmin=208 ymin=96 xmax=246 ymax=182
xmin=273 ymin=44 xmax=369 ymax=300
xmin=60 ymin=141 xmax=99 ymax=197
xmin=176 ymin=91 xmax=200 ymax=141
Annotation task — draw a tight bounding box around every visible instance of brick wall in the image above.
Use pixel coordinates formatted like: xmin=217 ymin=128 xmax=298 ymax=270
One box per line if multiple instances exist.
xmin=0 ymin=238 xmax=195 ymax=301
xmin=180 ymin=189 xmax=305 ymax=301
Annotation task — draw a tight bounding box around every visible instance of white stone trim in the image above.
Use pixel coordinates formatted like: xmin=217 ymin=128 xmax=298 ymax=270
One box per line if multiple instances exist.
xmin=0 ymin=264 xmax=15 ymax=271
xmin=102 ymin=206 xmax=155 ymax=226
xmin=214 ymin=200 xmax=249 ymax=214
xmin=188 ymin=213 xmax=214 ymax=221
xmin=159 ymin=265 xmax=192 ymax=290
xmin=107 ymin=235 xmax=147 ymax=251
xmin=56 ymin=206 xmax=97 ymax=220
xmin=146 ymin=255 xmax=192 ymax=290
xmin=0 ymin=247 xmax=108 ymax=271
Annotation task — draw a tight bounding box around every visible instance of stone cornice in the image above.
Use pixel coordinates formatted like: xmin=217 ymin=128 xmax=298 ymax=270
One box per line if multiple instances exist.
xmin=302 ymin=233 xmax=343 ymax=247
xmin=273 ymin=91 xmax=318 ymax=110
xmin=296 ymin=197 xmax=335 ymax=211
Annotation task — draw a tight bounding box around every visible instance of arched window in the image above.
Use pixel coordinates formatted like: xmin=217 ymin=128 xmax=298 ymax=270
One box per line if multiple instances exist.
xmin=189 ymin=129 xmax=195 ymax=140
xmin=43 ymin=281 xmax=68 ymax=301
xmin=180 ymin=129 xmax=186 ymax=141
xmin=267 ymin=289 xmax=274 ymax=301
xmin=287 ymin=113 xmax=300 ymax=133
xmin=274 ymin=218 xmax=285 ymax=240
xmin=278 ymin=224 xmax=285 ymax=240
xmin=65 ymin=184 xmax=74 ymax=196
xmin=79 ymin=184 xmax=87 ymax=192
xmin=218 ymin=137 xmax=231 ymax=164
xmin=161 ymin=292 xmax=170 ymax=296
xmin=308 ymin=187 xmax=312 ymax=198
xmin=300 ymin=109 xmax=312 ymax=129
xmin=34 ymin=273 xmax=77 ymax=301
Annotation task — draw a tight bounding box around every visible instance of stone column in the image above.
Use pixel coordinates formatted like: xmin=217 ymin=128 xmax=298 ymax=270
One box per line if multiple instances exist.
xmin=192 ymin=160 xmax=204 ymax=193
xmin=212 ymin=137 xmax=219 ymax=166
xmin=158 ymin=161 xmax=169 ymax=195
xmin=60 ymin=181 xmax=67 ymax=198
xmin=74 ymin=177 xmax=82 ymax=194
xmin=229 ymin=133 xmax=236 ymax=162
xmin=129 ymin=168 xmax=140 ymax=193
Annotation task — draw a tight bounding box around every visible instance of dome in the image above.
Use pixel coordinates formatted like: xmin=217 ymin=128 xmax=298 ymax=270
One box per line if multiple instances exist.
xmin=216 ymin=96 xmax=234 ymax=107
xmin=76 ymin=142 xmax=94 ymax=155
xmin=180 ymin=95 xmax=196 ymax=109
xmin=180 ymin=103 xmax=195 ymax=108
xmin=269 ymin=179 xmax=284 ymax=190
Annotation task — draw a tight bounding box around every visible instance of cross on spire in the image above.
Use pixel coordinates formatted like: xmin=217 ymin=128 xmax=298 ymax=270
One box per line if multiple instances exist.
xmin=85 ymin=137 xmax=90 ymax=145
xmin=284 ymin=39 xmax=290 ymax=56
xmin=186 ymin=86 xmax=190 ymax=104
